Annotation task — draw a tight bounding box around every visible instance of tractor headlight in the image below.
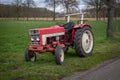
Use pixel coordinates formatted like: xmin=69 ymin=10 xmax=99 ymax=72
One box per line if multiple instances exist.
xmin=36 ymin=37 xmax=40 ymax=41
xmin=31 ymin=37 xmax=34 ymax=41
xmin=29 ymin=30 xmax=40 ymax=45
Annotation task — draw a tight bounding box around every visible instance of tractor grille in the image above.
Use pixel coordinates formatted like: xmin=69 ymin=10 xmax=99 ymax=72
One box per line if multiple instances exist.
xmin=29 ymin=30 xmax=40 ymax=45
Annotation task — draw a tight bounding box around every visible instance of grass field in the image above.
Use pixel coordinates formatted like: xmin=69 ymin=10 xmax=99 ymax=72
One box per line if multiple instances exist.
xmin=0 ymin=20 xmax=120 ymax=80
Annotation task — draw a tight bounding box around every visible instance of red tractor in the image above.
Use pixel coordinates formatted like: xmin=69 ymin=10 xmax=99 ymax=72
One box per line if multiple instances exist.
xmin=25 ymin=13 xmax=94 ymax=65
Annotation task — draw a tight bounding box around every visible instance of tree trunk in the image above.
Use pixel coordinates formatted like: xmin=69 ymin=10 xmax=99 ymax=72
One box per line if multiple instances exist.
xmin=95 ymin=1 xmax=99 ymax=21
xmin=107 ymin=0 xmax=115 ymax=39
xmin=96 ymin=8 xmax=99 ymax=21
xmin=53 ymin=0 xmax=55 ymax=21
xmin=27 ymin=6 xmax=29 ymax=21
xmin=16 ymin=8 xmax=19 ymax=21
xmin=65 ymin=1 xmax=69 ymax=21
xmin=103 ymin=8 xmax=106 ymax=21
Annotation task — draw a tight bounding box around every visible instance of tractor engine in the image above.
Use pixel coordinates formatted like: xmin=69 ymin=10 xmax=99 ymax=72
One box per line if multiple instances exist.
xmin=28 ymin=25 xmax=65 ymax=52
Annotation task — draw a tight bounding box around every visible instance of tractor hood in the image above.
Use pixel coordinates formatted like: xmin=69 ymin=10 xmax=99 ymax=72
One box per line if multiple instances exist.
xmin=29 ymin=25 xmax=65 ymax=45
xmin=30 ymin=25 xmax=65 ymax=34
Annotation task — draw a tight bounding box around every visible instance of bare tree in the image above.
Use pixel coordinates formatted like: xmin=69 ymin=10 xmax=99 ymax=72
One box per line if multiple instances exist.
xmin=58 ymin=0 xmax=80 ymax=21
xmin=45 ymin=0 xmax=61 ymax=21
xmin=23 ymin=0 xmax=35 ymax=21
xmin=45 ymin=0 xmax=79 ymax=21
xmin=84 ymin=0 xmax=104 ymax=21
xmin=61 ymin=0 xmax=80 ymax=14
xmin=84 ymin=0 xmax=119 ymax=39
xmin=13 ymin=0 xmax=23 ymax=20
xmin=101 ymin=0 xmax=118 ymax=39
xmin=114 ymin=0 xmax=120 ymax=20
xmin=107 ymin=0 xmax=115 ymax=39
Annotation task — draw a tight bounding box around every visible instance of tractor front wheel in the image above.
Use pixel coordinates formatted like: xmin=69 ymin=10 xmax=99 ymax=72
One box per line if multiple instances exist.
xmin=25 ymin=48 xmax=36 ymax=61
xmin=55 ymin=46 xmax=64 ymax=65
xmin=74 ymin=27 xmax=94 ymax=57
xmin=63 ymin=46 xmax=69 ymax=54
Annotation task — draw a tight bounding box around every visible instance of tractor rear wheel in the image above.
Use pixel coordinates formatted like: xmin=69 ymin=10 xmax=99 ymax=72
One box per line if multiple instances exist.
xmin=74 ymin=27 xmax=94 ymax=57
xmin=55 ymin=46 xmax=64 ymax=65
xmin=25 ymin=48 xmax=36 ymax=61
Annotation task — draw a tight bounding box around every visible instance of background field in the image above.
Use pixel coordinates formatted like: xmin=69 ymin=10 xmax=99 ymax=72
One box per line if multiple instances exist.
xmin=0 ymin=17 xmax=120 ymax=21
xmin=0 ymin=18 xmax=87 ymax=21
xmin=0 ymin=17 xmax=111 ymax=21
xmin=0 ymin=20 xmax=120 ymax=80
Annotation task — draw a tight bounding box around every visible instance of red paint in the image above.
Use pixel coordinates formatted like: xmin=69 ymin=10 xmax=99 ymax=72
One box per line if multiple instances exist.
xmin=28 ymin=24 xmax=92 ymax=53
xmin=73 ymin=24 xmax=92 ymax=29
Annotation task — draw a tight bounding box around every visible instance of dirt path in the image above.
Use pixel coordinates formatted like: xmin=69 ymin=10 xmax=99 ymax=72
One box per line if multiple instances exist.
xmin=62 ymin=57 xmax=120 ymax=80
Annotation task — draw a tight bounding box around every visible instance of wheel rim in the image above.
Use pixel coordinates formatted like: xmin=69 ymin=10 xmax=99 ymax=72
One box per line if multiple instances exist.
xmin=29 ymin=52 xmax=35 ymax=61
xmin=59 ymin=49 xmax=64 ymax=62
xmin=82 ymin=30 xmax=93 ymax=53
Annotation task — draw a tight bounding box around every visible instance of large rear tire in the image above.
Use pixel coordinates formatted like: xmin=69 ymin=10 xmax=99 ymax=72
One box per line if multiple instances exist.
xmin=25 ymin=48 xmax=36 ymax=61
xmin=55 ymin=46 xmax=64 ymax=65
xmin=74 ymin=27 xmax=94 ymax=57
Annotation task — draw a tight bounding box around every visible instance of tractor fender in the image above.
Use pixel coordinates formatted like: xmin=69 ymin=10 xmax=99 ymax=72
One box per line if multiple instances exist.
xmin=79 ymin=24 xmax=92 ymax=28
xmin=72 ymin=24 xmax=92 ymax=41
xmin=74 ymin=24 xmax=92 ymax=29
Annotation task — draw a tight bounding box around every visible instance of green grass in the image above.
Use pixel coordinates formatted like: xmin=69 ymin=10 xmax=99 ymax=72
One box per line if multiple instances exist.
xmin=0 ymin=20 xmax=120 ymax=80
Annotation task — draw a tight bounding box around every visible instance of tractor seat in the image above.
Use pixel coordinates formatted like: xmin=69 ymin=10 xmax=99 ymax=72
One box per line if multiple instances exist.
xmin=62 ymin=22 xmax=74 ymax=32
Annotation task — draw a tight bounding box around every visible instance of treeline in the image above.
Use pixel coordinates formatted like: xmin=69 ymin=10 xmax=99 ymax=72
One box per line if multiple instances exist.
xmin=0 ymin=4 xmax=57 ymax=18
xmin=83 ymin=7 xmax=120 ymax=20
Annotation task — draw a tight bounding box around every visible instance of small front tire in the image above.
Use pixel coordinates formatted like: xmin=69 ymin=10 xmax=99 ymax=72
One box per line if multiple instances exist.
xmin=25 ymin=48 xmax=36 ymax=61
xmin=63 ymin=46 xmax=69 ymax=54
xmin=55 ymin=46 xmax=64 ymax=65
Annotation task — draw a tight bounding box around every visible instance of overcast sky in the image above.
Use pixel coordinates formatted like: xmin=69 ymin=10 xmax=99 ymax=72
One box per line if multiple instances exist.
xmin=0 ymin=0 xmax=45 ymax=7
xmin=0 ymin=0 xmax=87 ymax=12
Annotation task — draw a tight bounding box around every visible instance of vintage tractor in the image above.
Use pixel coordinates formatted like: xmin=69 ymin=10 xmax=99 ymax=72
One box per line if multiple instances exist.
xmin=25 ymin=13 xmax=94 ymax=65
